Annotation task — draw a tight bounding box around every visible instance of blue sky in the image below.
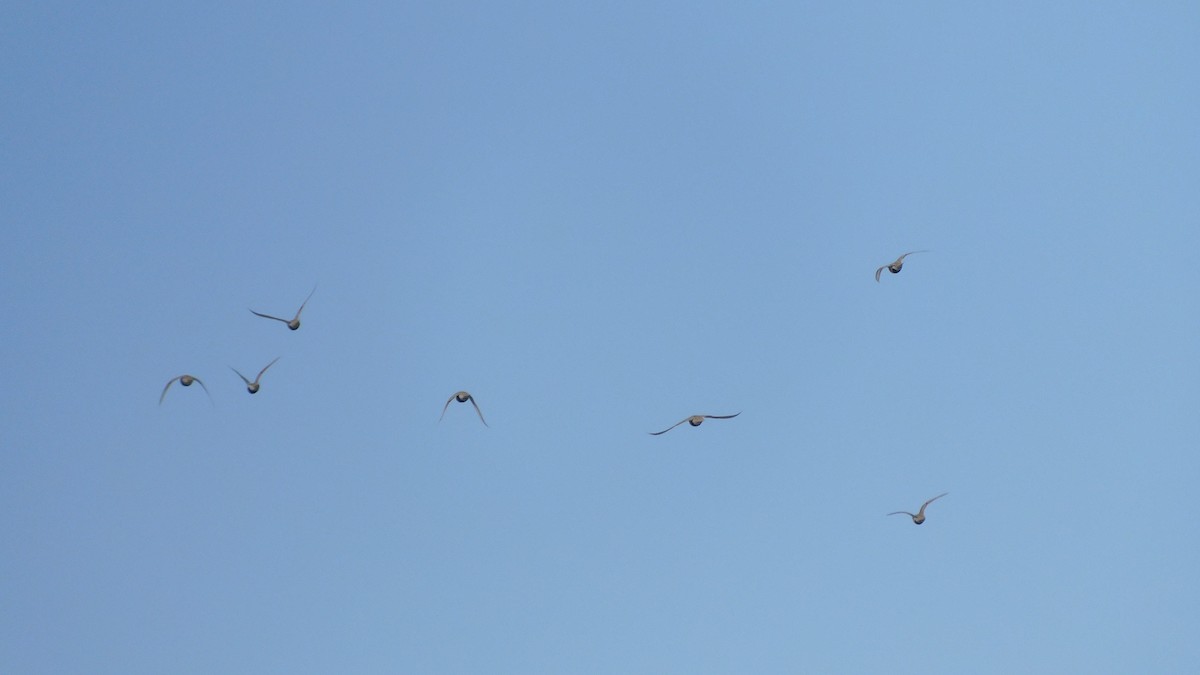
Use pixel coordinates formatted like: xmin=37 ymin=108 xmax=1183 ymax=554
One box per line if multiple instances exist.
xmin=2 ymin=2 xmax=1198 ymax=673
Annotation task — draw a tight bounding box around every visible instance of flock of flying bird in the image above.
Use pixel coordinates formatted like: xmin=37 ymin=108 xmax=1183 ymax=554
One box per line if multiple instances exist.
xmin=158 ymin=251 xmax=949 ymax=526
xmin=158 ymin=287 xmax=316 ymax=405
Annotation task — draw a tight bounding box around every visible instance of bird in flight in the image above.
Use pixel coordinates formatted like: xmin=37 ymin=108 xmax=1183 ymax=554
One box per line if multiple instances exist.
xmin=649 ymin=412 xmax=741 ymax=435
xmin=249 ymin=286 xmax=316 ymax=330
xmin=888 ymin=492 xmax=949 ymax=525
xmin=160 ymin=374 xmax=212 ymax=405
xmin=875 ymin=250 xmax=929 ymax=282
xmin=230 ymin=357 xmax=280 ymax=394
xmin=440 ymin=391 xmax=488 ymax=426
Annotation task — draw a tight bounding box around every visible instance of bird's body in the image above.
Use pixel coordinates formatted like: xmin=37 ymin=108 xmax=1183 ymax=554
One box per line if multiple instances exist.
xmin=230 ymin=357 xmax=280 ymax=394
xmin=888 ymin=492 xmax=949 ymax=524
xmin=250 ymin=286 xmax=316 ymax=330
xmin=440 ymin=391 xmax=488 ymax=426
xmin=875 ymin=250 xmax=929 ymax=282
xmin=649 ymin=412 xmax=741 ymax=435
xmin=160 ymin=374 xmax=212 ymax=405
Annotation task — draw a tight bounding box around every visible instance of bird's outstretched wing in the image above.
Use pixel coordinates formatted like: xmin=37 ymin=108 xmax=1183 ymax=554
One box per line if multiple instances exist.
xmin=229 ymin=367 xmax=252 ymax=386
xmin=917 ymin=492 xmax=949 ymax=516
xmin=293 ymin=286 xmax=317 ymax=321
xmin=439 ymin=395 xmax=456 ymax=422
xmin=467 ymin=395 xmax=488 ymax=426
xmin=193 ymin=377 xmax=213 ymax=403
xmin=160 ymin=376 xmax=182 ymax=405
xmin=249 ymin=309 xmax=289 ymax=324
xmin=256 ymin=357 xmax=281 ymax=382
xmin=649 ymin=418 xmax=689 ymax=435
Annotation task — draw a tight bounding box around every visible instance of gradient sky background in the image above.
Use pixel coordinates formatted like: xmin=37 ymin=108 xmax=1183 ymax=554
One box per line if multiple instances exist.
xmin=2 ymin=2 xmax=1198 ymax=673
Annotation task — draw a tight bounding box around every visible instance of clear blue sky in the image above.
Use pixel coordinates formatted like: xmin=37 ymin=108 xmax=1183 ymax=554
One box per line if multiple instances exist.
xmin=3 ymin=2 xmax=1198 ymax=673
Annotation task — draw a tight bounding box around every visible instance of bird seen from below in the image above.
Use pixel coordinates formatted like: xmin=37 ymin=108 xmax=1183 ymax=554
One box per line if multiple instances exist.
xmin=160 ymin=374 xmax=212 ymax=405
xmin=249 ymin=286 xmax=316 ymax=330
xmin=440 ymin=391 xmax=488 ymax=426
xmin=230 ymin=357 xmax=280 ymax=394
xmin=888 ymin=492 xmax=949 ymax=525
xmin=649 ymin=412 xmax=741 ymax=435
xmin=875 ymin=250 xmax=929 ymax=282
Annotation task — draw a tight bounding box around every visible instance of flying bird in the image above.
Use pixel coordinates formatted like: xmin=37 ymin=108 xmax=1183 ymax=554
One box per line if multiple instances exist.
xmin=160 ymin=374 xmax=212 ymax=405
xmin=875 ymin=250 xmax=929 ymax=282
xmin=649 ymin=412 xmax=741 ymax=436
xmin=440 ymin=391 xmax=488 ymax=426
xmin=887 ymin=492 xmax=949 ymax=525
xmin=230 ymin=357 xmax=280 ymax=394
xmin=249 ymin=286 xmax=316 ymax=330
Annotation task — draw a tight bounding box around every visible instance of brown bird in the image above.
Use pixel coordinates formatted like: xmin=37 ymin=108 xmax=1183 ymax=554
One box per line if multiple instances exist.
xmin=249 ymin=286 xmax=316 ymax=330
xmin=440 ymin=391 xmax=488 ymax=426
xmin=160 ymin=374 xmax=212 ymax=405
xmin=230 ymin=357 xmax=280 ymax=394
xmin=649 ymin=412 xmax=741 ymax=435
xmin=875 ymin=250 xmax=929 ymax=282
xmin=888 ymin=492 xmax=949 ymax=525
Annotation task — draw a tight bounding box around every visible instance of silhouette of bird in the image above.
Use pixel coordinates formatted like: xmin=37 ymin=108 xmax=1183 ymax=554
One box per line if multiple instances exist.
xmin=875 ymin=250 xmax=929 ymax=282
xmin=440 ymin=391 xmax=488 ymax=426
xmin=649 ymin=412 xmax=741 ymax=435
xmin=160 ymin=374 xmax=212 ymax=405
xmin=230 ymin=357 xmax=280 ymax=394
xmin=249 ymin=286 xmax=316 ymax=330
xmin=888 ymin=492 xmax=949 ymax=524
